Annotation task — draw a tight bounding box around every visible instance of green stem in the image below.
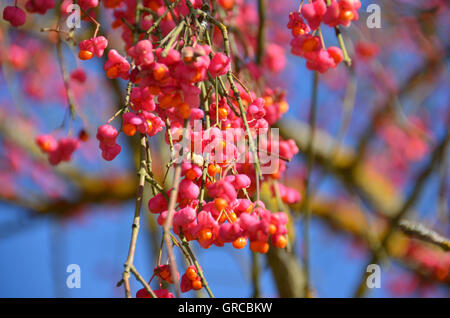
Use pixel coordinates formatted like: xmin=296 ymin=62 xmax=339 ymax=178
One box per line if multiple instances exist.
xmin=161 ymin=20 xmax=186 ymax=57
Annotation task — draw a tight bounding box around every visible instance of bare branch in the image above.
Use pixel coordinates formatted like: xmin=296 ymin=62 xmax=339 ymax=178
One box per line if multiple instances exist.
xmin=399 ymin=220 xmax=450 ymax=252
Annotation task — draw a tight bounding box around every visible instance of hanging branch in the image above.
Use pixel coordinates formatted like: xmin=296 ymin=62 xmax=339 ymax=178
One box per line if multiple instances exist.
xmin=55 ymin=35 xmax=78 ymax=121
xmin=195 ymin=9 xmax=263 ymax=179
xmin=162 ymin=163 xmax=182 ymax=297
xmin=118 ymin=134 xmax=148 ymax=298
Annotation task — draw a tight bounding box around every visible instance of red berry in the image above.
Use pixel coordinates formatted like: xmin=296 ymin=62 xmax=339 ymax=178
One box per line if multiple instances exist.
xmin=192 ymin=279 xmax=203 ymax=290
xmin=273 ymin=235 xmax=287 ymax=249
xmin=79 ymin=50 xmax=94 ymax=60
xmin=186 ymin=267 xmax=198 ymax=281
xmin=214 ymin=198 xmax=228 ymax=211
xmin=232 ymin=237 xmax=247 ymax=249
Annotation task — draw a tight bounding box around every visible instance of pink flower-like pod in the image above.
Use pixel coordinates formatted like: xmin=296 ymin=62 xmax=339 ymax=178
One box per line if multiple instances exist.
xmin=264 ymin=44 xmax=286 ymax=73
xmin=234 ymin=199 xmax=253 ymax=214
xmin=248 ymin=98 xmax=266 ymax=119
xmin=238 ymin=212 xmax=259 ymax=233
xmin=96 ymin=124 xmax=121 ymax=161
xmin=300 ymin=0 xmax=327 ymax=30
xmin=290 ymin=34 xmax=322 ymax=60
xmin=101 ymin=143 xmax=121 ymax=161
xmin=327 ymin=46 xmax=344 ymax=65
xmin=271 ymin=212 xmax=289 ymax=235
xmin=154 ymin=289 xmax=174 ymax=298
xmin=287 ymin=11 xmax=310 ymax=36
xmin=122 ymin=112 xmax=145 ymax=136
xmin=7 ymin=44 xmax=29 ymax=70
xmin=182 ymin=162 xmax=203 ymax=180
xmin=127 ymin=40 xmax=154 ymax=66
xmin=218 ymin=222 xmax=243 ymax=243
xmin=279 ymin=139 xmax=300 ymax=161
xmin=305 ymin=47 xmax=343 ymax=73
xmin=180 ymin=82 xmax=201 ymax=108
xmin=157 ymin=210 xmax=168 ymax=226
xmin=193 ymin=211 xmax=219 ymax=248
xmin=140 ymin=111 xmax=165 ymax=138
xmin=36 ymin=135 xmax=57 ymax=153
xmin=96 ymin=124 xmax=119 ymax=145
xmin=78 ymin=0 xmax=99 ymax=11
xmin=136 ymin=288 xmax=174 ymax=298
xmin=323 ymin=0 xmax=361 ymax=28
xmin=179 ymin=178 xmax=200 ymax=201
xmin=25 ymin=0 xmax=55 ymax=15
xmin=57 ymin=138 xmax=80 ymax=161
xmin=130 ymin=87 xmax=156 ymax=112
xmin=78 ymin=36 xmax=108 ymax=58
xmin=173 ymin=206 xmax=197 ymax=227
xmin=234 ymin=174 xmax=251 ymax=189
xmin=207 ymin=180 xmax=237 ymax=203
xmin=70 ymin=68 xmax=87 ymax=83
xmin=208 ymin=52 xmax=231 ymax=77
xmin=276 ymin=183 xmax=301 ymax=204
xmin=104 ymin=49 xmax=130 ymax=80
xmin=48 ymin=137 xmax=80 ymax=165
xmin=148 ymin=193 xmax=169 ymax=214
xmin=180 ymin=274 xmax=193 ymax=293
xmin=3 ymin=6 xmax=26 ymax=27
xmin=155 ymin=47 xmax=181 ymax=65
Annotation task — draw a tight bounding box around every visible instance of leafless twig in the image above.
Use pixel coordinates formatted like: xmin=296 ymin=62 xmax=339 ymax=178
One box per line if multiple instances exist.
xmin=399 ymin=220 xmax=450 ymax=251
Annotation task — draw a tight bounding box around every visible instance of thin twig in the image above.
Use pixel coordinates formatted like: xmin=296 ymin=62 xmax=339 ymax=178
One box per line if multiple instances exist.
xmin=130 ymin=265 xmax=157 ymax=298
xmin=180 ymin=233 xmax=215 ymax=298
xmin=146 ymin=0 xmax=182 ymax=37
xmin=162 ymin=163 xmax=182 ymax=297
xmin=399 ymin=220 xmax=450 ymax=251
xmin=56 ymin=38 xmax=78 ymax=120
xmin=120 ymin=134 xmax=148 ymax=298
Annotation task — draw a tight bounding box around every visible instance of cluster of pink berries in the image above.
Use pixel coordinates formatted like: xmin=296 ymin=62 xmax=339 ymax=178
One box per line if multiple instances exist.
xmin=288 ymin=0 xmax=361 ymax=72
xmin=96 ymin=124 xmax=122 ymax=161
xmin=75 ymin=1 xmax=300 ymax=262
xmin=22 ymin=0 xmax=302 ymax=297
xmin=149 ymin=166 xmax=289 ymax=252
xmin=135 ymin=264 xmax=176 ymax=298
xmin=78 ymin=36 xmax=109 ymax=60
xmin=36 ymin=135 xmax=80 ymax=165
xmin=180 ymin=265 xmax=203 ymax=292
xmin=85 ymin=35 xmax=274 ymax=162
